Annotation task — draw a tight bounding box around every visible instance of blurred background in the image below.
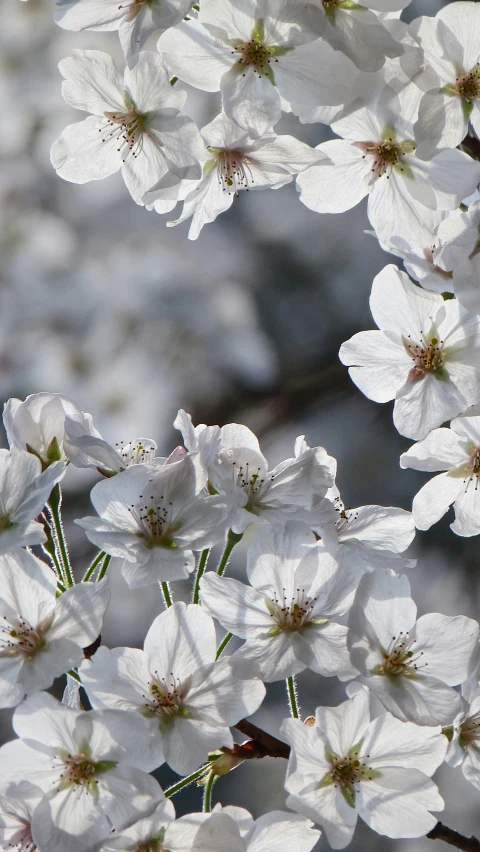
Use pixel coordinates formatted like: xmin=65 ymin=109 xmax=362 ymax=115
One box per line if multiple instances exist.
xmin=1 ymin=1 xmax=479 ymax=850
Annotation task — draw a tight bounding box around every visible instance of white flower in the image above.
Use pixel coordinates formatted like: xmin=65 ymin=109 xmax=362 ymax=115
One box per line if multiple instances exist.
xmin=297 ymin=84 xmax=480 ymax=248
xmin=54 ymin=0 xmax=192 ymax=68
xmin=0 ymin=548 xmax=109 ymax=708
xmin=51 ymin=50 xmax=204 ymax=208
xmin=307 ymin=0 xmax=405 ymax=72
xmin=434 ymin=201 xmax=480 ymax=315
xmin=174 ymin=412 xmax=335 ymax=534
xmin=281 ymin=687 xmax=446 ymax=848
xmin=192 ymin=805 xmax=320 ymax=852
xmin=79 ymin=602 xmax=266 ymax=775
xmin=0 ymin=780 xmax=43 ymax=852
xmin=316 ymin=486 xmax=416 ymax=579
xmin=3 ymin=392 xmax=89 ymax=467
xmin=0 ymin=448 xmax=65 ymax=554
xmin=200 ymin=521 xmax=356 ymax=682
xmin=407 ymin=2 xmax=480 ymax=158
xmin=148 ymin=113 xmax=328 ymax=240
xmin=0 ymin=691 xmax=164 ymax=852
xmin=96 ymin=799 xmax=199 ymax=852
xmin=157 ymin=0 xmax=359 ymax=135
xmin=347 ymin=568 xmax=479 ymax=725
xmin=339 ymin=264 xmax=480 ymax=440
xmin=76 ymin=455 xmax=235 ymax=588
xmin=445 ymin=679 xmax=480 ymax=791
xmin=400 ymin=406 xmax=480 ymax=536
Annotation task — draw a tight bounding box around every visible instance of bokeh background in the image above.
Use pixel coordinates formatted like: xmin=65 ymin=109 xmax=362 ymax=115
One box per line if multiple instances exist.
xmin=1 ymin=1 xmax=479 ymax=850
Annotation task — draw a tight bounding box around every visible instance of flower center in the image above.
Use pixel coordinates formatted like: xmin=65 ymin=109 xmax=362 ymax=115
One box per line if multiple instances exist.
xmin=374 ymin=631 xmax=426 ymax=676
xmin=320 ymin=745 xmax=378 ymax=808
xmin=265 ymin=588 xmax=328 ymax=634
xmin=56 ymin=752 xmax=117 ymax=793
xmin=470 ymin=447 xmax=480 ymax=476
xmin=100 ymin=101 xmax=148 ymax=162
xmin=115 ymin=439 xmax=157 ymax=467
xmin=142 ymin=674 xmax=190 ymax=730
xmin=129 ymin=492 xmax=179 ymax=548
xmin=136 ymin=831 xmax=169 ymax=852
xmin=117 ymin=0 xmax=153 ymax=21
xmin=455 ymin=66 xmax=480 ymax=103
xmin=459 ymin=711 xmax=480 ymax=747
xmin=210 ymin=150 xmax=255 ymax=194
xmin=0 ymin=514 xmax=13 ymax=532
xmin=0 ymin=614 xmax=52 ymax=659
xmin=8 ymin=824 xmax=36 ymax=852
xmin=357 ymin=136 xmax=415 ymax=178
xmin=403 ymin=333 xmax=445 ymax=380
xmin=234 ymin=38 xmax=273 ymax=75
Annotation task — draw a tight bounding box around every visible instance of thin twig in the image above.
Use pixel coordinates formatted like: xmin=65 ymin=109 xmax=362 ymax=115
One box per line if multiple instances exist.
xmin=427 ymin=823 xmax=480 ymax=852
xmin=234 ymin=719 xmax=290 ymax=760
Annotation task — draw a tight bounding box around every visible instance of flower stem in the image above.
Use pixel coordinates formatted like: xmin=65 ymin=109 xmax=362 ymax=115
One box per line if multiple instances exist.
xmin=164 ymin=765 xmax=209 ymax=798
xmin=161 ymin=581 xmax=173 ymax=607
xmin=217 ymin=530 xmax=243 ymax=577
xmin=216 ymin=632 xmax=233 ymax=659
xmin=97 ymin=554 xmax=111 ymax=582
xmin=41 ymin=519 xmax=66 ymax=586
xmin=192 ymin=548 xmax=210 ymax=604
xmin=67 ymin=669 xmax=81 ymax=683
xmin=202 ymin=771 xmax=217 ymax=813
xmin=286 ymin=675 xmax=300 ymax=720
xmin=82 ymin=550 xmax=106 ymax=582
xmin=47 ymin=484 xmax=74 ymax=587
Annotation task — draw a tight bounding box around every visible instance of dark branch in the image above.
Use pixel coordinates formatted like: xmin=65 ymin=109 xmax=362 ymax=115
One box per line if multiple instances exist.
xmin=427 ymin=823 xmax=480 ymax=852
xmin=234 ymin=719 xmax=290 ymax=760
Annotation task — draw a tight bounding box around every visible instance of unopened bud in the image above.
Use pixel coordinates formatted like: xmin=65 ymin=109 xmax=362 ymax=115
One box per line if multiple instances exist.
xmin=208 ymin=748 xmax=245 ymax=776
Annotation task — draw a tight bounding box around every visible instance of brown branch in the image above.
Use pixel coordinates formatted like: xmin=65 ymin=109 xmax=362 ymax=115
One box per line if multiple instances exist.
xmin=234 ymin=719 xmax=290 ymax=760
xmin=427 ymin=823 xmax=480 ymax=852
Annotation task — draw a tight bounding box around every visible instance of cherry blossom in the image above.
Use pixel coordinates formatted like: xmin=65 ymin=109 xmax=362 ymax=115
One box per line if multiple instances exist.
xmin=79 ymin=602 xmax=265 ymax=775
xmin=0 ymin=548 xmax=109 ymax=707
xmin=307 ymin=0 xmax=405 ymax=72
xmin=400 ymin=406 xmax=480 ymax=536
xmin=316 ymin=485 xmax=416 ymax=578
xmin=174 ymin=412 xmax=335 ymax=533
xmin=157 ymin=0 xmax=359 ymax=135
xmin=76 ymin=454 xmax=235 ymax=587
xmin=54 ymin=0 xmax=193 ymax=68
xmin=200 ymin=521 xmax=357 ymax=682
xmin=339 ymin=264 xmax=480 ymax=440
xmin=51 ymin=50 xmax=204 ymax=208
xmin=296 ymin=84 xmax=480 ymax=248
xmin=407 ymin=2 xmax=480 ymax=158
xmin=192 ymin=805 xmax=320 ymax=852
xmin=445 ymin=678 xmax=480 ymax=791
xmin=281 ymin=687 xmax=446 ymax=848
xmin=347 ymin=568 xmax=479 ymax=725
xmin=3 ymin=392 xmax=90 ymax=467
xmin=0 ymin=448 xmax=65 ymax=554
xmin=0 ymin=780 xmax=43 ymax=852
xmin=96 ymin=799 xmax=200 ymax=852
xmin=146 ymin=112 xmax=329 ymax=239
xmin=0 ymin=691 xmax=164 ymax=852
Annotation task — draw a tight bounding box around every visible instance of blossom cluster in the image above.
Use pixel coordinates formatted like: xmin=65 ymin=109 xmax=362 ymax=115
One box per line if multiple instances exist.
xmin=6 ymin=0 xmax=480 ymax=849
xmin=0 ymin=391 xmax=478 ymax=852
